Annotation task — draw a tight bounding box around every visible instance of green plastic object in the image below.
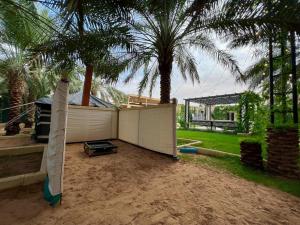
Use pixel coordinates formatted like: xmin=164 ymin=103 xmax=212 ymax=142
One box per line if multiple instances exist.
xmin=43 ymin=176 xmax=62 ymax=207
xmin=179 ymin=147 xmax=198 ymax=154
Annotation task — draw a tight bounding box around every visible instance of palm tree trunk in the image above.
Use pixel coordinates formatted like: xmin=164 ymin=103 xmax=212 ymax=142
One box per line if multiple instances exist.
xmin=81 ymin=64 xmax=93 ymax=106
xmin=5 ymin=73 xmax=24 ymax=135
xmin=159 ymin=55 xmax=173 ymax=104
xmin=77 ymin=1 xmax=94 ymax=106
xmin=24 ymin=92 xmax=35 ymax=128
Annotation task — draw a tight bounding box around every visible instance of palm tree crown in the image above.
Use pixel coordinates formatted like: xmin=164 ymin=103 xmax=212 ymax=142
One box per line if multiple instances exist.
xmin=126 ymin=0 xmax=242 ymax=103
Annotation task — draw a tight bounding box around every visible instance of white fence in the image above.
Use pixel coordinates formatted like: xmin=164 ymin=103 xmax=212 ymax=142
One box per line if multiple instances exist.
xmin=66 ymin=105 xmax=118 ymax=143
xmin=61 ymin=103 xmax=177 ymax=156
xmin=118 ymin=104 xmax=177 ymax=156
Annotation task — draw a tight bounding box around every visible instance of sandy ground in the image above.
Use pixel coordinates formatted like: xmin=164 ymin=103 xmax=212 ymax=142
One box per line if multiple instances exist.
xmin=0 ymin=140 xmax=300 ymax=225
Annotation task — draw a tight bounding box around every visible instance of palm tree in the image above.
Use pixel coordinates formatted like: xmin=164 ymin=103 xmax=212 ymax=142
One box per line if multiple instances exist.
xmin=126 ymin=0 xmax=242 ymax=104
xmin=0 ymin=2 xmax=52 ymax=134
xmin=211 ymin=0 xmax=300 ymax=124
xmin=0 ymin=58 xmax=25 ymax=134
xmin=0 ymin=4 xmax=31 ymax=134
xmin=35 ymin=29 xmax=132 ymax=108
xmin=39 ymin=0 xmax=136 ymax=106
xmin=22 ymin=59 xmax=84 ymax=127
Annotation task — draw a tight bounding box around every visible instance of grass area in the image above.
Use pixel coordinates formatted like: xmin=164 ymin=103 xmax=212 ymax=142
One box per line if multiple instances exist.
xmin=179 ymin=154 xmax=300 ymax=198
xmin=177 ymin=129 xmax=267 ymax=158
xmin=177 ymin=129 xmax=300 ymax=197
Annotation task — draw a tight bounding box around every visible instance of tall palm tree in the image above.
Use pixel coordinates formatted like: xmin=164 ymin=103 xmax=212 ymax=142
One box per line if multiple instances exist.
xmin=39 ymin=0 xmax=136 ymax=106
xmin=126 ymin=0 xmax=242 ymax=104
xmin=0 ymin=52 xmax=26 ymax=134
xmin=0 ymin=2 xmax=51 ymax=134
xmin=211 ymin=0 xmax=300 ymax=124
xmin=0 ymin=4 xmax=31 ymax=134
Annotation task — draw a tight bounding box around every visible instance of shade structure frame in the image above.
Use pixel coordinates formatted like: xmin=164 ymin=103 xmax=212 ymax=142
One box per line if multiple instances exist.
xmin=185 ymin=93 xmax=243 ymax=106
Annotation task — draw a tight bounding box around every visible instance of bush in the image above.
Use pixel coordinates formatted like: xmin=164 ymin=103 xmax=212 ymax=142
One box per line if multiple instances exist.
xmin=240 ymin=138 xmax=262 ymax=144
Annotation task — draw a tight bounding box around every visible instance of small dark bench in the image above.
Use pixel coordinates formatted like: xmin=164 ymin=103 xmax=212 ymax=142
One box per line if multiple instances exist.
xmin=84 ymin=141 xmax=117 ymax=157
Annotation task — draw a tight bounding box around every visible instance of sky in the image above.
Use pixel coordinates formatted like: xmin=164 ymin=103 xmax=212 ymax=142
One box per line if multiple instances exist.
xmin=115 ymin=39 xmax=257 ymax=104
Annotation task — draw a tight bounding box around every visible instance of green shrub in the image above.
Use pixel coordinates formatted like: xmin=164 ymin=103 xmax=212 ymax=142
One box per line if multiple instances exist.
xmin=240 ymin=137 xmax=262 ymax=144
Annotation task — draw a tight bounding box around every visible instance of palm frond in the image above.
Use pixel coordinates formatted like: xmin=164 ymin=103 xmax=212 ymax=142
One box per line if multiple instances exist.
xmin=186 ymin=34 xmax=242 ymax=77
xmin=174 ymin=45 xmax=200 ymax=84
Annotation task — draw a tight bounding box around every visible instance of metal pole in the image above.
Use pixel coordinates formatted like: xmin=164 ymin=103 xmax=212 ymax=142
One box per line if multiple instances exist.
xmin=209 ymin=105 xmax=212 ymax=130
xmin=185 ymin=100 xmax=190 ymax=128
xmin=280 ymin=37 xmax=287 ymax=123
xmin=269 ymin=38 xmax=275 ymax=124
xmin=290 ymin=31 xmax=298 ymax=124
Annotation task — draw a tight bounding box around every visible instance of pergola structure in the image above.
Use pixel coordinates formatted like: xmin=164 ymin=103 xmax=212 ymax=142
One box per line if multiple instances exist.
xmin=184 ymin=93 xmax=244 ymax=130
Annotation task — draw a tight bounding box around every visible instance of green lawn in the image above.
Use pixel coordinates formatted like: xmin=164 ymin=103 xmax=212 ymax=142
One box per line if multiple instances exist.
xmin=177 ymin=129 xmax=300 ymax=197
xmin=179 ymin=154 xmax=300 ymax=198
xmin=177 ymin=129 xmax=267 ymax=158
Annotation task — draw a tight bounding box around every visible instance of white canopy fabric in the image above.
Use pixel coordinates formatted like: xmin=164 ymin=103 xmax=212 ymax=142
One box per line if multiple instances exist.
xmin=46 ymin=80 xmax=69 ymax=196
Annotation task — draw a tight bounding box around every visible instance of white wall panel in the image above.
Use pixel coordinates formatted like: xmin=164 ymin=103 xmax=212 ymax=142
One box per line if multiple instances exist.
xmin=111 ymin=111 xmax=118 ymax=139
xmin=118 ymin=104 xmax=176 ymax=156
xmin=138 ymin=107 xmax=175 ymax=155
xmin=66 ymin=106 xmax=117 ymax=143
xmin=64 ymin=104 xmax=176 ymax=157
xmin=118 ymin=109 xmax=139 ymax=145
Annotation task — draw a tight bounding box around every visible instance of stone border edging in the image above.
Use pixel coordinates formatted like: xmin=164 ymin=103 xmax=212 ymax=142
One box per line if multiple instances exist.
xmin=197 ymin=147 xmax=239 ymax=157
xmin=177 ymin=138 xmax=267 ymax=162
xmin=177 ymin=138 xmax=202 ymax=148
xmin=0 ymin=144 xmax=46 ymax=191
xmin=0 ymin=171 xmax=46 ymax=191
xmin=0 ymin=134 xmax=35 ymax=148
xmin=0 ymin=145 xmax=45 ymax=157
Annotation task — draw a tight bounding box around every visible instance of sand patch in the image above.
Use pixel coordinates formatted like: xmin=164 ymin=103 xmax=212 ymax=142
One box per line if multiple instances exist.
xmin=0 ymin=140 xmax=299 ymax=225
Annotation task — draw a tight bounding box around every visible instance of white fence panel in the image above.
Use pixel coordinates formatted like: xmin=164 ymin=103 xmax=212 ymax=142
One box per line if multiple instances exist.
xmin=66 ymin=106 xmax=117 ymax=143
xmin=118 ymin=109 xmax=139 ymax=145
xmin=63 ymin=103 xmax=176 ymax=157
xmin=139 ymin=106 xmax=175 ymax=155
xmin=118 ymin=104 xmax=176 ymax=156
